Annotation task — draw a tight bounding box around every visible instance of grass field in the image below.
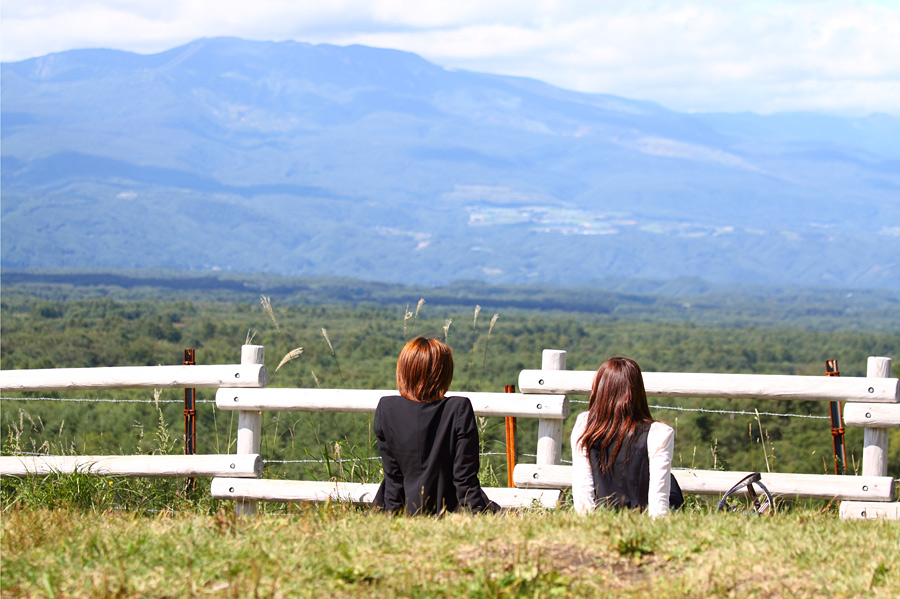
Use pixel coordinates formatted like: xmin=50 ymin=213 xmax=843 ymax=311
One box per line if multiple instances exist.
xmin=2 ymin=501 xmax=899 ymax=598
xmin=3 ymin=285 xmax=899 ymax=597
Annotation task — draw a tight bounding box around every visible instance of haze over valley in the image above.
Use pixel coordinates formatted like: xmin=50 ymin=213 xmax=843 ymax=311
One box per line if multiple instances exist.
xmin=2 ymin=38 xmax=899 ymax=290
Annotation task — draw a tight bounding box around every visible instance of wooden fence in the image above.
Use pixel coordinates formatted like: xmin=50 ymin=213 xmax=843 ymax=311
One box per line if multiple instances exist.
xmin=1 ymin=347 xmax=898 ymax=519
xmin=0 ymin=359 xmax=267 ymax=481
xmin=515 ymin=352 xmax=899 ymax=520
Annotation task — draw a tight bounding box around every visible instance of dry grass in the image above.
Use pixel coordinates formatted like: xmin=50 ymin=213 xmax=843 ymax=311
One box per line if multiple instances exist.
xmin=2 ymin=505 xmax=899 ymax=598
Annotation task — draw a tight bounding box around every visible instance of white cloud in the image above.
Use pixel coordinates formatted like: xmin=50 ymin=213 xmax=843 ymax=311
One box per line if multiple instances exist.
xmin=2 ymin=0 xmax=899 ymax=115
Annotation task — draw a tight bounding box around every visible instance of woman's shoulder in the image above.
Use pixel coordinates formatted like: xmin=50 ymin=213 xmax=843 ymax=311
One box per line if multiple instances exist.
xmin=572 ymin=411 xmax=589 ymax=431
xmin=376 ymin=395 xmax=406 ymax=411
xmin=378 ymin=395 xmax=405 ymax=403
xmin=649 ymin=420 xmax=675 ymax=442
xmin=570 ymin=411 xmax=589 ymax=445
xmin=442 ymin=395 xmax=472 ymax=409
xmin=650 ymin=420 xmax=673 ymax=433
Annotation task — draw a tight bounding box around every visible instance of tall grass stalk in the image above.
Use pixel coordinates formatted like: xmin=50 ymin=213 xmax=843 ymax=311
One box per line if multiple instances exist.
xmin=261 ymin=295 xmax=306 ymax=386
xmin=480 ymin=313 xmax=499 ymax=387
xmin=443 ymin=318 xmax=452 ymax=343
xmin=1 ymin=399 xmax=218 ymax=514
xmin=298 ymin=415 xmax=380 ymax=483
xmin=321 ymin=328 xmax=344 ymax=383
xmin=754 ymin=409 xmax=773 ymax=473
xmin=402 ymin=298 xmax=427 ymax=340
xmin=151 ymin=389 xmax=176 ymax=455
xmin=464 ymin=305 xmax=481 ymax=391
xmin=403 ymin=303 xmax=413 ymax=339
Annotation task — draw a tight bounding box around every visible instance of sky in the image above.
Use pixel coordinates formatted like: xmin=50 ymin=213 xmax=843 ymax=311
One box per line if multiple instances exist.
xmin=2 ymin=0 xmax=899 ymax=116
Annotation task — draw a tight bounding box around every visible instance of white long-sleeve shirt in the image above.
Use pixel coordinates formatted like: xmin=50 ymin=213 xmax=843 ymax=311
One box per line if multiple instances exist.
xmin=570 ymin=411 xmax=674 ymax=518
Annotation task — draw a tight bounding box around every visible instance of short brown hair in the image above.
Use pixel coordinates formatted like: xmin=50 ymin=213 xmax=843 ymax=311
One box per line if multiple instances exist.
xmin=396 ymin=337 xmax=454 ymax=403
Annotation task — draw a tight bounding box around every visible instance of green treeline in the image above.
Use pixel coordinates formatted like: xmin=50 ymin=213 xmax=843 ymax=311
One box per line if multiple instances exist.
xmin=2 ymin=288 xmax=899 ymax=482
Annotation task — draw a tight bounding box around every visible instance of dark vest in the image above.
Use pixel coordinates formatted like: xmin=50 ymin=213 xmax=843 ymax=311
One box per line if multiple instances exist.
xmin=588 ymin=424 xmax=684 ymax=511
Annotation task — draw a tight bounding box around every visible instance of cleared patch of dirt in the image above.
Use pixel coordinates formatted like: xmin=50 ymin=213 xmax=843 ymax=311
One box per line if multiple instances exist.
xmin=456 ymin=540 xmax=675 ymax=589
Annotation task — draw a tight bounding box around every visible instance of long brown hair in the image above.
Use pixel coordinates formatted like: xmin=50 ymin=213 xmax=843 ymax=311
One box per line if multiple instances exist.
xmin=577 ymin=357 xmax=654 ymax=472
xmin=396 ymin=337 xmax=454 ymax=403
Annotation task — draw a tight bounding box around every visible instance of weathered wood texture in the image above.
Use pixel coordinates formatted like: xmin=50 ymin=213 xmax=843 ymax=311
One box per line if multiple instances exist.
xmin=0 ymin=454 xmax=262 ymax=478
xmin=210 ymin=478 xmax=561 ymax=509
xmin=839 ymin=501 xmax=900 ymax=520
xmin=518 ymin=369 xmax=900 ymax=402
xmin=216 ymin=388 xmax=568 ymax=419
xmin=862 ymin=357 xmax=893 ymax=477
xmin=512 ymin=464 xmax=895 ymax=502
xmin=236 ymin=345 xmax=265 ymax=517
xmin=536 ymin=349 xmax=566 ymax=466
xmin=0 ymin=364 xmax=268 ymax=391
xmin=843 ymin=404 xmax=900 ymax=428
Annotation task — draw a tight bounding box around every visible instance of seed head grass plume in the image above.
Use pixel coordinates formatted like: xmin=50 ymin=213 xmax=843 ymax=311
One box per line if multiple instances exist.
xmin=275 ymin=348 xmax=304 ymax=372
xmin=261 ymin=295 xmax=305 ymax=385
xmin=403 ymin=303 xmax=413 ymax=339
xmin=480 ymin=314 xmax=499 ymax=386
xmin=321 ymin=328 xmax=344 ymax=383
xmin=465 ymin=305 xmax=481 ymax=390
xmin=403 ymin=298 xmax=426 ymax=340
xmin=260 ymin=296 xmax=280 ymax=333
xmin=414 ymin=298 xmax=425 ymax=330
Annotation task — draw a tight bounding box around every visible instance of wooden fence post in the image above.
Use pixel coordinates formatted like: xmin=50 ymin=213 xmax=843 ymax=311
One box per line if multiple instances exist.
xmin=536 ymin=350 xmax=566 ymax=466
xmin=236 ymin=344 xmax=265 ymax=516
xmin=862 ymin=356 xmax=892 ymax=477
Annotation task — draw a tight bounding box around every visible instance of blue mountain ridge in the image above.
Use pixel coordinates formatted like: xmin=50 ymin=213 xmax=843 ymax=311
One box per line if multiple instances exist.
xmin=2 ymin=37 xmax=899 ymax=290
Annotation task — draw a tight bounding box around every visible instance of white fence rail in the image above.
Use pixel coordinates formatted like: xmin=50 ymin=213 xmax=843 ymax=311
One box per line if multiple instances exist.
xmin=210 ymin=478 xmax=560 ymax=509
xmin=215 ymin=388 xmax=568 ymax=419
xmin=0 ymin=357 xmax=269 ymax=481
xmin=518 ymin=369 xmax=900 ymax=402
xmin=512 ymin=464 xmax=895 ymax=502
xmin=0 ymin=455 xmax=262 ymax=478
xmin=843 ymin=404 xmax=900 ymax=428
xmin=0 ymin=364 xmax=268 ymax=391
xmin=2 ymin=347 xmax=897 ymax=519
xmin=519 ymin=353 xmax=899 ymax=520
xmin=840 ymin=501 xmax=900 ymax=520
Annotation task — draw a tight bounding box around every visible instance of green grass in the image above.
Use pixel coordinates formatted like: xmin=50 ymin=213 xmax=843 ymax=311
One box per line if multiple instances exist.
xmin=2 ymin=502 xmax=899 ymax=598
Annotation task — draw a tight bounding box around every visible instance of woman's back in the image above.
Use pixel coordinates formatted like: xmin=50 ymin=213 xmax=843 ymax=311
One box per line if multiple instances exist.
xmin=571 ymin=357 xmax=680 ymax=517
xmin=374 ymin=395 xmax=491 ymax=514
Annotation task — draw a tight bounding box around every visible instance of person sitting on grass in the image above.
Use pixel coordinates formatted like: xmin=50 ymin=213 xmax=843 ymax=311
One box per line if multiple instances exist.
xmin=373 ymin=336 xmax=500 ymax=515
xmin=571 ymin=357 xmax=684 ymax=517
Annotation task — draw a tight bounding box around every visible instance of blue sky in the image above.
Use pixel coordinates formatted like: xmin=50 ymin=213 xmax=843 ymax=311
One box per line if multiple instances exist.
xmin=2 ymin=0 xmax=899 ymax=116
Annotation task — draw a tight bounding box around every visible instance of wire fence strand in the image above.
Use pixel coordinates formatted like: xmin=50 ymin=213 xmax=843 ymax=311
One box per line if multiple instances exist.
xmin=4 ymin=396 xmax=829 ymax=419
xmin=1 ymin=396 xmax=215 ymax=404
xmin=568 ymin=398 xmax=829 ymax=419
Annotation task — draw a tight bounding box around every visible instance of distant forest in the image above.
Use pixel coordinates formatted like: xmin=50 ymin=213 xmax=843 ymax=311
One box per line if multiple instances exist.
xmin=5 ymin=268 xmax=900 ymax=331
xmin=2 ymin=269 xmax=899 ymax=482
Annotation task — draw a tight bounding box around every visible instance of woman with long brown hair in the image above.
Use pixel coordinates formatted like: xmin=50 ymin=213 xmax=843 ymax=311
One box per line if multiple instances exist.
xmin=570 ymin=357 xmax=682 ymax=516
xmin=373 ymin=336 xmax=499 ymax=515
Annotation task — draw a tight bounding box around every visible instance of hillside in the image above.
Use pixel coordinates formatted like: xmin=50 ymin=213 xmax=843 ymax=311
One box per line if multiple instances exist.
xmin=2 ymin=38 xmax=899 ymax=289
xmin=5 ymin=268 xmax=900 ymax=331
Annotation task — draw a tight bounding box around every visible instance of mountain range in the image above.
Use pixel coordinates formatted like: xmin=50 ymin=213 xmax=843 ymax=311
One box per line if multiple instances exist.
xmin=2 ymin=37 xmax=899 ymax=290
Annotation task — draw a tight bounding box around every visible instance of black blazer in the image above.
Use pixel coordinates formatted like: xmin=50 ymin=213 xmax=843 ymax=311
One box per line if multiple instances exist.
xmin=373 ymin=395 xmax=499 ymax=515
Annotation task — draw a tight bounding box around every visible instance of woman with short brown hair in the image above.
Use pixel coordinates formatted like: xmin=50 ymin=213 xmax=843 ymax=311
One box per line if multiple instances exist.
xmin=373 ymin=337 xmax=499 ymax=515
